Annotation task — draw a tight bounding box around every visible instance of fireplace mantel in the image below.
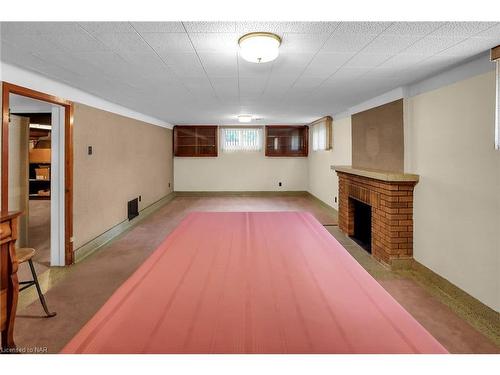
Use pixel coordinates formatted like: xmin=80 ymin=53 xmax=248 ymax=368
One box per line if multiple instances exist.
xmin=331 ymin=166 xmax=419 ymax=183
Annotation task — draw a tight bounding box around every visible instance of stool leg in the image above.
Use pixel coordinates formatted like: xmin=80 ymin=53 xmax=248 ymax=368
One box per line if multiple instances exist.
xmin=28 ymin=260 xmax=56 ymax=318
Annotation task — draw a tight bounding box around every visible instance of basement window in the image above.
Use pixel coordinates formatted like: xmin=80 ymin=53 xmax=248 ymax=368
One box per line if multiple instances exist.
xmin=311 ymin=116 xmax=333 ymax=151
xmin=221 ymin=127 xmax=262 ymax=152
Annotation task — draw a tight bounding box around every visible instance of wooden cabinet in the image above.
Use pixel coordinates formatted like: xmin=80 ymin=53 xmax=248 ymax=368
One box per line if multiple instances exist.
xmin=1 ymin=211 xmax=21 ymax=350
xmin=174 ymin=126 xmax=218 ymax=157
xmin=265 ymin=125 xmax=309 ymax=157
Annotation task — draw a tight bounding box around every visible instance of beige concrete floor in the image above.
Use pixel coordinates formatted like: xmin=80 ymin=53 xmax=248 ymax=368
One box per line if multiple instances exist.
xmin=11 ymin=194 xmax=500 ymax=354
xmin=17 ymin=200 xmax=51 ymax=282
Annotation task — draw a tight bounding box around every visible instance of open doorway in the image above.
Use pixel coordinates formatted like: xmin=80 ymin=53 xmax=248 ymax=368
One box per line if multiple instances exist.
xmin=27 ymin=116 xmax=52 ymax=270
xmin=1 ymin=82 xmax=74 ymax=270
xmin=8 ymin=94 xmax=66 ymax=279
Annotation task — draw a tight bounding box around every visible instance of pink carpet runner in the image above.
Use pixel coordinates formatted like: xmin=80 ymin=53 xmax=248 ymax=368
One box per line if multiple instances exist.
xmin=62 ymin=212 xmax=447 ymax=354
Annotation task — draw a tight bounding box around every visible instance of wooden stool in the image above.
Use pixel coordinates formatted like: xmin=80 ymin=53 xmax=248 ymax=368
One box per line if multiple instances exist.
xmin=16 ymin=248 xmax=56 ymax=318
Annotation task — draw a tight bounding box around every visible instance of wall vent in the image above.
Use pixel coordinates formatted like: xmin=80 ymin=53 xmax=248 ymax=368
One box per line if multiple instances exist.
xmin=128 ymin=198 xmax=139 ymax=221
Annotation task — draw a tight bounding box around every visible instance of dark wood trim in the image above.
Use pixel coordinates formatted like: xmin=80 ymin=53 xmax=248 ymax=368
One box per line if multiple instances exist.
xmin=1 ymin=82 xmax=74 ymax=265
xmin=491 ymin=45 xmax=500 ymax=61
xmin=2 ymin=82 xmax=71 ymax=107
xmin=265 ymin=125 xmax=309 ymax=157
xmin=65 ymin=104 xmax=74 ymax=264
xmin=1 ymin=84 xmax=9 ymax=216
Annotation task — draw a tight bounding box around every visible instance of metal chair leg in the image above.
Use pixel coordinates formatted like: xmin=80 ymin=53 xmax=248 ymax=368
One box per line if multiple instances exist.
xmin=27 ymin=259 xmax=56 ymax=318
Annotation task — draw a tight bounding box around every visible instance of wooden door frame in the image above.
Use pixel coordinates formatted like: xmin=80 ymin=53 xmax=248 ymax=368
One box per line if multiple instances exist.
xmin=1 ymin=82 xmax=74 ymax=265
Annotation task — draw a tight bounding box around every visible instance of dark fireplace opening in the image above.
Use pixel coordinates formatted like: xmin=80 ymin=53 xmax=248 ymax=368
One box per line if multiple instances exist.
xmin=351 ymin=199 xmax=372 ymax=253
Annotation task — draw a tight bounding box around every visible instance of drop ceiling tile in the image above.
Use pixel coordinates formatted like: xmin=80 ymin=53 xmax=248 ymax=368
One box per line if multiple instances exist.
xmin=403 ymin=36 xmax=467 ymax=55
xmin=235 ymin=22 xmax=339 ymax=34
xmin=281 ymin=33 xmax=331 ymax=52
xmin=199 ymin=52 xmax=238 ymax=77
xmin=69 ymin=52 xmax=132 ymax=80
xmin=262 ymin=79 xmax=293 ymax=97
xmin=1 ymin=22 xmax=82 ymax=35
xmin=271 ymin=52 xmax=315 ymax=76
xmin=211 ymin=77 xmax=239 ymax=98
xmin=183 ymin=77 xmax=215 ymax=96
xmin=189 ymin=33 xmax=239 ymax=52
xmin=1 ymin=34 xmax=66 ymax=54
xmin=377 ymin=53 xmax=428 ymax=69
xmin=292 ymin=22 xmax=341 ymax=34
xmin=33 ymin=51 xmax=99 ymax=77
xmin=344 ymin=53 xmax=394 ymax=68
xmin=79 ymin=22 xmax=135 ymax=33
xmin=265 ymin=74 xmax=296 ymax=87
xmin=184 ymin=22 xmax=236 ymax=33
xmin=238 ymin=56 xmax=274 ymax=78
xmin=301 ymin=52 xmax=354 ymax=78
xmin=118 ymin=51 xmax=169 ymax=73
xmin=431 ymin=22 xmax=498 ymax=37
xmin=161 ymin=52 xmax=206 ymax=77
xmin=437 ymin=37 xmax=499 ymax=57
xmin=473 ymin=23 xmax=500 ymax=38
xmin=147 ymin=79 xmax=189 ymax=96
xmin=93 ymin=32 xmax=152 ymax=53
xmin=0 ymin=44 xmax=82 ymax=83
xmin=322 ymin=33 xmax=378 ymax=53
xmin=131 ymin=22 xmax=185 ymax=33
xmin=362 ymin=35 xmax=422 ymax=54
xmin=319 ymin=77 xmax=354 ymax=92
xmin=140 ymin=32 xmax=194 ymax=53
xmin=162 ymin=52 xmax=206 ymax=78
xmin=329 ymin=67 xmax=366 ymax=81
xmin=291 ymin=76 xmax=324 ymax=91
xmin=239 ymin=76 xmax=269 ymax=96
xmin=334 ymin=22 xmax=393 ymax=35
xmin=50 ymin=32 xmax=111 ymax=52
xmin=383 ymin=22 xmax=444 ymax=36
xmin=362 ymin=66 xmax=411 ymax=81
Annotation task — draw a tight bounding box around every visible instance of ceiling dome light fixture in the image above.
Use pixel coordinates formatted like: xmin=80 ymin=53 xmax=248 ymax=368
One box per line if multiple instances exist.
xmin=238 ymin=32 xmax=282 ymax=63
xmin=237 ymin=114 xmax=253 ymax=123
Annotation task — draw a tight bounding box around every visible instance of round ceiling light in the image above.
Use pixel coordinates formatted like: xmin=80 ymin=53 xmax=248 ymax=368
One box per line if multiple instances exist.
xmin=238 ymin=32 xmax=282 ymax=63
xmin=237 ymin=114 xmax=253 ymax=123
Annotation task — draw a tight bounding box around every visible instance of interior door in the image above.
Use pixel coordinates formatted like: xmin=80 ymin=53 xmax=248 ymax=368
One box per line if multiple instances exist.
xmin=8 ymin=115 xmax=30 ymax=247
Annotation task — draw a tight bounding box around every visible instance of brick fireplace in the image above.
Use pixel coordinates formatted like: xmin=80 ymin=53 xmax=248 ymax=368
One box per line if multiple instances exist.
xmin=333 ymin=166 xmax=419 ymax=267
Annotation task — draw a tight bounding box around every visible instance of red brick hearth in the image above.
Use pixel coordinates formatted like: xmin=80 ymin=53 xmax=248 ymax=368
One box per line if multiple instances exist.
xmin=333 ymin=166 xmax=419 ymax=267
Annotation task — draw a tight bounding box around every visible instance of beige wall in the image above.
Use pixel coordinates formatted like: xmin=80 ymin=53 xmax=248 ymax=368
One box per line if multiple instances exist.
xmin=174 ymin=140 xmax=308 ymax=191
xmin=307 ymin=116 xmax=352 ymax=209
xmin=73 ymin=103 xmax=173 ymax=250
xmin=407 ymin=70 xmax=500 ymax=312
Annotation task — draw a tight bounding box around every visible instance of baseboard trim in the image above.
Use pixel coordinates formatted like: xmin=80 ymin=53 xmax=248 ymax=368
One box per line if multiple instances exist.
xmin=74 ymin=192 xmax=176 ymax=263
xmin=407 ymin=259 xmax=500 ymax=345
xmin=174 ymin=190 xmax=309 ymax=197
